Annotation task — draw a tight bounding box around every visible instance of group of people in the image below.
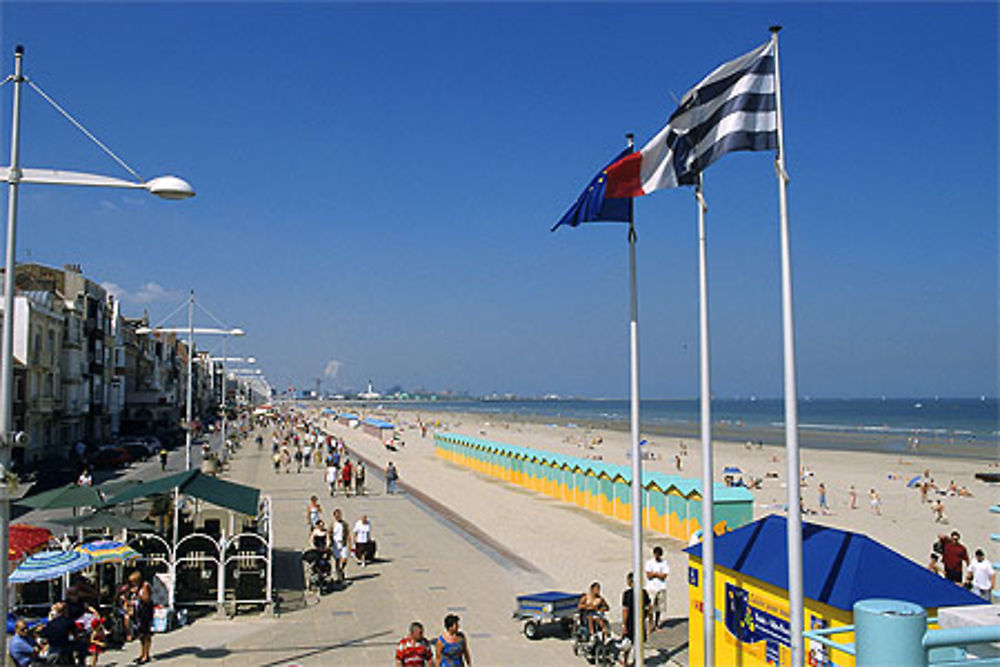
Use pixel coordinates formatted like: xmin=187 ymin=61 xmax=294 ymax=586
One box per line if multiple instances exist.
xmin=9 ymin=571 xmax=153 ymax=667
xmin=324 ymin=447 xmax=367 ymax=497
xmin=575 ymin=546 xmax=670 ymax=666
xmin=305 ymin=495 xmax=377 ymax=573
xmin=928 ymin=531 xmax=995 ymax=600
xmin=395 ymin=616 xmax=471 ymax=667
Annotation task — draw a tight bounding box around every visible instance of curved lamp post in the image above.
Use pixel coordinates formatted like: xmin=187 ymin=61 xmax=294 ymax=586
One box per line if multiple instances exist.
xmin=0 ymin=46 xmax=195 ymax=665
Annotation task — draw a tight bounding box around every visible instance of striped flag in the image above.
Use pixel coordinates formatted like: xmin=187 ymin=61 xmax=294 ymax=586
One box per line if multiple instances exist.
xmin=605 ymin=40 xmax=777 ymax=198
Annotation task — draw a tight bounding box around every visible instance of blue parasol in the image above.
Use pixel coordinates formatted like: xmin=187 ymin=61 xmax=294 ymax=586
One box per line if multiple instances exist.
xmin=10 ymin=550 xmax=92 ymax=583
xmin=723 ymin=466 xmax=743 ymax=475
xmin=907 ymin=475 xmax=922 ymax=488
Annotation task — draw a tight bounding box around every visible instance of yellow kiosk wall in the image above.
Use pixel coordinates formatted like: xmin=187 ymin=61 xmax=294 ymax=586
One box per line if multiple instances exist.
xmin=686 ymin=556 xmax=855 ymax=667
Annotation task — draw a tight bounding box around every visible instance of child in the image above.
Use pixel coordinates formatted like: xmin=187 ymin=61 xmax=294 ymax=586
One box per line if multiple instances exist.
xmin=88 ymin=617 xmax=107 ymax=667
xmin=927 ymin=553 xmax=942 ymax=575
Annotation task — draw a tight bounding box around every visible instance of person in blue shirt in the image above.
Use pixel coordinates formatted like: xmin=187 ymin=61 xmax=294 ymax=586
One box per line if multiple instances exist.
xmin=8 ymin=620 xmax=39 ymax=667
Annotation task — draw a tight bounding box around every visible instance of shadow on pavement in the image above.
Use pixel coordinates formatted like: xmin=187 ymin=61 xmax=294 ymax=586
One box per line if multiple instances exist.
xmin=152 ymin=646 xmax=231 ymax=661
xmin=245 ymin=629 xmax=396 ymax=667
xmin=272 ymin=547 xmax=307 ymax=614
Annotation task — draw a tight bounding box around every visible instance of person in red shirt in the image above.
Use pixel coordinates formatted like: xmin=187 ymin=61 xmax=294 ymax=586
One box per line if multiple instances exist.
xmin=341 ymin=458 xmax=353 ymax=497
xmin=396 ymin=621 xmax=433 ymax=667
xmin=941 ymin=531 xmax=969 ymax=583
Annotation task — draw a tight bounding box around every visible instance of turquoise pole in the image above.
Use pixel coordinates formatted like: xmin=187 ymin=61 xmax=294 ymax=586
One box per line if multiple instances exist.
xmin=854 ymin=599 xmax=927 ymax=667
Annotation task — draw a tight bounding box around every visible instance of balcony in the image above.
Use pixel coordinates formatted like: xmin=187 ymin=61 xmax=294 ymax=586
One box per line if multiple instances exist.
xmin=28 ymin=397 xmax=54 ymax=413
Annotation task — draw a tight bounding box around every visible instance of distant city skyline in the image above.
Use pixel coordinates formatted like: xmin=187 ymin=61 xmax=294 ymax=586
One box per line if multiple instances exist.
xmin=1 ymin=3 xmax=996 ymax=400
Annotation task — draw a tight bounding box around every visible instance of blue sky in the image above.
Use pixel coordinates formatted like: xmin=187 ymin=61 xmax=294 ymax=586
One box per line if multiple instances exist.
xmin=0 ymin=3 xmax=996 ymax=398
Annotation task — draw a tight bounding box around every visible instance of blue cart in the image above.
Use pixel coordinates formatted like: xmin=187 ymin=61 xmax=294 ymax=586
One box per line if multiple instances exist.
xmin=513 ymin=590 xmax=579 ymax=640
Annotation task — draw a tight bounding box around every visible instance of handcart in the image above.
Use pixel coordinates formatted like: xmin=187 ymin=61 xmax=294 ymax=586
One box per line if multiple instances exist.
xmin=513 ymin=590 xmax=579 ymax=640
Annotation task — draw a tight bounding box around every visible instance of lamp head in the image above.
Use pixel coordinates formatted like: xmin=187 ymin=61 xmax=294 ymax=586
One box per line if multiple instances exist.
xmin=146 ymin=175 xmax=196 ymax=200
xmin=230 ymin=328 xmax=245 ymax=337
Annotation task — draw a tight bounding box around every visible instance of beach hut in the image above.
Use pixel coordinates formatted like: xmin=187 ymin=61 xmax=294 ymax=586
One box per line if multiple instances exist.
xmin=597 ymin=471 xmax=614 ymax=518
xmin=571 ymin=465 xmax=587 ymax=508
xmin=612 ymin=472 xmax=631 ymax=522
xmin=684 ymin=515 xmax=984 ymax=667
xmin=644 ymin=481 xmax=668 ymax=534
xmin=337 ymin=412 xmax=359 ymax=427
xmin=361 ymin=417 xmax=394 ymax=442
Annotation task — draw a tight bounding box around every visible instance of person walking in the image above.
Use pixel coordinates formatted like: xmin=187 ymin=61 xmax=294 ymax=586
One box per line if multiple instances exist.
xmin=967 ymin=549 xmax=995 ymax=600
xmin=341 ymin=458 xmax=353 ymax=497
xmin=158 ymin=447 xmax=168 ymax=471
xmin=294 ymin=446 xmax=304 ymax=473
xmin=434 ymin=614 xmax=471 ymax=667
xmin=355 ymin=461 xmax=366 ymax=496
xmin=396 ymin=621 xmax=433 ymax=667
xmin=306 ymin=496 xmax=323 ymax=530
xmin=325 ymin=460 xmax=338 ymax=497
xmin=620 ymin=571 xmax=650 ymax=667
xmin=848 ymin=485 xmax=857 ymax=510
xmin=331 ymin=508 xmax=351 ymax=581
xmin=818 ymin=483 xmax=830 ymax=514
xmin=869 ymin=488 xmax=881 ymax=515
xmin=644 ymin=546 xmax=669 ymax=631
xmin=386 ymin=461 xmax=399 ymax=495
xmin=353 ymin=514 xmax=373 ymax=567
xmin=942 ymin=531 xmax=970 ymax=583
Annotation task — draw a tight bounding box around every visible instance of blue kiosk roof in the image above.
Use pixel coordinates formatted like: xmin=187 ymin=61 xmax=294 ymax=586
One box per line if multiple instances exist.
xmin=685 ymin=514 xmax=984 ymax=611
xmin=363 ymin=418 xmax=394 ymax=429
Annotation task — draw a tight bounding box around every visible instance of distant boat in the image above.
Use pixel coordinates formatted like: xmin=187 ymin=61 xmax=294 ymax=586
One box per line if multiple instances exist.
xmin=913 ymin=402 xmax=923 ymax=409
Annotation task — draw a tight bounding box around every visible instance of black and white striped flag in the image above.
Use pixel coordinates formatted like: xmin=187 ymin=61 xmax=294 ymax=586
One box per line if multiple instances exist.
xmin=605 ymin=40 xmax=777 ymax=197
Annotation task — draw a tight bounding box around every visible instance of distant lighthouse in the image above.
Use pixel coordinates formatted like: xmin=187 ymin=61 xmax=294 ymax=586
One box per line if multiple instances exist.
xmin=359 ymin=379 xmax=381 ymax=400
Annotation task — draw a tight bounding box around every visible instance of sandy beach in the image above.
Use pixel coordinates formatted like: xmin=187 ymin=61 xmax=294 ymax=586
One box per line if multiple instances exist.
xmin=311 ymin=405 xmax=998 ymax=621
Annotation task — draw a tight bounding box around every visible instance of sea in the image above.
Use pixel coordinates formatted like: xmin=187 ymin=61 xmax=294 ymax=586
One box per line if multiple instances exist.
xmin=358 ymin=397 xmax=999 ymax=460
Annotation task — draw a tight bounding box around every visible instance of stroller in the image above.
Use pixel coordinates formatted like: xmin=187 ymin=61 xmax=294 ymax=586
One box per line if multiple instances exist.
xmin=302 ymin=548 xmax=333 ymax=594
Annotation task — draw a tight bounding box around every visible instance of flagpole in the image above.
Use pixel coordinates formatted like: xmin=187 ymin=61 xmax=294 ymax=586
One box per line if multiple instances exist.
xmin=625 ymin=132 xmax=646 ymax=667
xmin=770 ymin=25 xmax=803 ymax=667
xmin=695 ymin=173 xmax=715 ymax=666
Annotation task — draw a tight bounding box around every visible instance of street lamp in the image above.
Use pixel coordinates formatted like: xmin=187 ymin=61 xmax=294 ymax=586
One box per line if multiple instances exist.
xmin=137 ymin=307 xmax=243 ymax=472
xmin=206 ymin=350 xmax=255 ymax=453
xmin=0 ymin=46 xmax=195 ymax=665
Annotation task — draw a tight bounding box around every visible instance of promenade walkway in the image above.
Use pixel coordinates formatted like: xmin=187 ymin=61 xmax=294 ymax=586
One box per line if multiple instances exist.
xmin=16 ymin=418 xmax=686 ymax=666
xmin=96 ymin=424 xmax=588 ymax=666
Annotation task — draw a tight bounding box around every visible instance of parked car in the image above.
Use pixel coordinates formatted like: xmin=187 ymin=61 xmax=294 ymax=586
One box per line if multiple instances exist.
xmin=118 ymin=442 xmax=153 ymax=462
xmin=139 ymin=435 xmax=162 ymax=451
xmin=86 ymin=446 xmax=132 ymax=470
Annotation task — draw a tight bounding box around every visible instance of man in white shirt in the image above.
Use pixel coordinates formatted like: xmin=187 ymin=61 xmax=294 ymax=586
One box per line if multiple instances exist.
xmin=353 ymin=515 xmax=373 ymax=567
xmin=645 ymin=546 xmax=670 ymax=631
xmin=967 ymin=549 xmax=995 ymax=601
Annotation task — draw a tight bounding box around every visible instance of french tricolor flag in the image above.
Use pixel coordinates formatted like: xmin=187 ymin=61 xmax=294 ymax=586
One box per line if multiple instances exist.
xmin=605 ymin=39 xmax=778 ymax=198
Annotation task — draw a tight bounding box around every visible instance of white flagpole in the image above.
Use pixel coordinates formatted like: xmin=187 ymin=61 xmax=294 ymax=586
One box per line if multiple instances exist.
xmin=695 ymin=173 xmax=715 ymax=666
xmin=625 ymin=132 xmax=646 ymax=667
xmin=770 ymin=25 xmax=803 ymax=667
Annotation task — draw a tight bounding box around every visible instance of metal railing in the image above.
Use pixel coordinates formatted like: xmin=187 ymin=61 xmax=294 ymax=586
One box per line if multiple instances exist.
xmin=803 ymin=617 xmax=1000 ymax=667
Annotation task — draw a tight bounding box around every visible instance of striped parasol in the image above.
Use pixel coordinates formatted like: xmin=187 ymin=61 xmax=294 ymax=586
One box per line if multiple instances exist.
xmin=75 ymin=540 xmax=140 ymax=564
xmin=10 ymin=550 xmax=92 ymax=583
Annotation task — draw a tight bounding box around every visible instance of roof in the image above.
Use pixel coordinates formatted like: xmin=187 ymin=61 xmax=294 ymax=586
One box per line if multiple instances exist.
xmin=338 ymin=413 xmax=359 ymax=420
xmin=362 ymin=418 xmax=394 ymax=429
xmin=684 ymin=514 xmax=984 ymax=611
xmin=436 ymin=432 xmax=751 ymax=501
xmin=102 ymin=470 xmax=261 ymax=516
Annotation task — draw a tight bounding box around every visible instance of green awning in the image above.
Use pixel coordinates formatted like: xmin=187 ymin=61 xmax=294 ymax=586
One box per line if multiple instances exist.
xmin=102 ymin=470 xmax=260 ymax=517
